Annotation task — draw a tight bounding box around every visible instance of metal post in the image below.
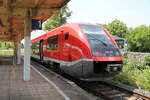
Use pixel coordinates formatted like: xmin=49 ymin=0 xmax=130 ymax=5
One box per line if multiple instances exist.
xmin=17 ymin=41 xmax=21 ymax=64
xmin=13 ymin=42 xmax=18 ymax=65
xmin=24 ymin=11 xmax=31 ymax=81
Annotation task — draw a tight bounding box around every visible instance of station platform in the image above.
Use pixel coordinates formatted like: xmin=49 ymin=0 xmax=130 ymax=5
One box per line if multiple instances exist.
xmin=0 ymin=55 xmax=13 ymax=65
xmin=0 ymin=57 xmax=98 ymax=100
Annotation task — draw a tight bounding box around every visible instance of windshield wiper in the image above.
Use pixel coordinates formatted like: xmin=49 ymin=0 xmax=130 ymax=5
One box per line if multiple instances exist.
xmin=87 ymin=34 xmax=108 ymax=46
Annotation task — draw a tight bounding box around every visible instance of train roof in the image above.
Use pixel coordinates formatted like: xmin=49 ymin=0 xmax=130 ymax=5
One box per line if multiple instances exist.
xmin=31 ymin=33 xmax=47 ymax=43
xmin=31 ymin=22 xmax=97 ymax=43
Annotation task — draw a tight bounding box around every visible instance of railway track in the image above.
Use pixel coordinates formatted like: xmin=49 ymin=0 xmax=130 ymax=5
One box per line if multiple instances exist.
xmin=32 ymin=60 xmax=150 ymax=100
xmin=75 ymin=81 xmax=150 ymax=100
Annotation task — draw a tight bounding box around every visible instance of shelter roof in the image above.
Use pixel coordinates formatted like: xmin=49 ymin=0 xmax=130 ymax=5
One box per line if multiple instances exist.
xmin=0 ymin=0 xmax=69 ymax=42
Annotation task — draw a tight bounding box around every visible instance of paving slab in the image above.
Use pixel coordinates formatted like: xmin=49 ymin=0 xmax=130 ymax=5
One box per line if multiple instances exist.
xmin=0 ymin=60 xmax=100 ymax=100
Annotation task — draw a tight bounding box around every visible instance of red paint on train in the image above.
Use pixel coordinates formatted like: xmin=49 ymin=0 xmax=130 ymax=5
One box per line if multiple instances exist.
xmin=31 ymin=23 xmax=123 ymax=81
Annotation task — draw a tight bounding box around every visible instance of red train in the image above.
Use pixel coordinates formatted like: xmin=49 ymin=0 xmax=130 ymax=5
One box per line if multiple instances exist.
xmin=31 ymin=23 xmax=123 ymax=81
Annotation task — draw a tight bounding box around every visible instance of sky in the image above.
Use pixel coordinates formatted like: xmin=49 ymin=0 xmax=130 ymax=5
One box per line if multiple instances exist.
xmin=67 ymin=0 xmax=150 ymax=28
xmin=30 ymin=0 xmax=150 ymax=40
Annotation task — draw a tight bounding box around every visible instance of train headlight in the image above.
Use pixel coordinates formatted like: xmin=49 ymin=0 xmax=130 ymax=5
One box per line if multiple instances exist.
xmin=106 ymin=66 xmax=111 ymax=72
xmin=113 ymin=67 xmax=118 ymax=71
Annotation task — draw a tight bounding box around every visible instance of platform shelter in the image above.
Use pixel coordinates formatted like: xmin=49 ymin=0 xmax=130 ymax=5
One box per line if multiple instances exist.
xmin=0 ymin=0 xmax=69 ymax=80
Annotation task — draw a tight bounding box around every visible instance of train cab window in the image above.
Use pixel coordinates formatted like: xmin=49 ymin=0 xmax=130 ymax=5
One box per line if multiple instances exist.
xmin=79 ymin=24 xmax=121 ymax=57
xmin=64 ymin=32 xmax=69 ymax=40
xmin=47 ymin=35 xmax=58 ymax=50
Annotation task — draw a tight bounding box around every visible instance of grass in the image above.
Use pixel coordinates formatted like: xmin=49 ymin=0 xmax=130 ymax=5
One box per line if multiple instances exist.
xmin=0 ymin=49 xmax=14 ymax=55
xmin=113 ymin=56 xmax=150 ymax=91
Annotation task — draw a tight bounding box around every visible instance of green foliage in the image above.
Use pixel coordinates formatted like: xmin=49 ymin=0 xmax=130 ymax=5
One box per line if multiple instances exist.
xmin=101 ymin=20 xmax=150 ymax=52
xmin=102 ymin=19 xmax=128 ymax=38
xmin=113 ymin=58 xmax=150 ymax=91
xmin=144 ymin=56 xmax=150 ymax=66
xmin=126 ymin=25 xmax=150 ymax=52
xmin=43 ymin=6 xmax=72 ymax=31
xmin=0 ymin=50 xmax=14 ymax=55
xmin=0 ymin=42 xmax=14 ymax=50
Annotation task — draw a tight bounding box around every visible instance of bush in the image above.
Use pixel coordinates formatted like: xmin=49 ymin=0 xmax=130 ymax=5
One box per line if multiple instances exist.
xmin=144 ymin=56 xmax=150 ymax=66
xmin=135 ymin=69 xmax=150 ymax=90
xmin=113 ymin=59 xmax=150 ymax=91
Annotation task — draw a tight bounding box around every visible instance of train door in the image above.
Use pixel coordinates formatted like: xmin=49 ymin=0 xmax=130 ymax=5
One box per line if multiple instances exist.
xmin=39 ymin=40 xmax=43 ymax=61
xmin=61 ymin=32 xmax=71 ymax=62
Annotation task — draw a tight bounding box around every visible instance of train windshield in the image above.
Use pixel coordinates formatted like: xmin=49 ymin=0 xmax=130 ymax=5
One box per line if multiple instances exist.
xmin=80 ymin=24 xmax=113 ymax=46
xmin=79 ymin=24 xmax=121 ymax=57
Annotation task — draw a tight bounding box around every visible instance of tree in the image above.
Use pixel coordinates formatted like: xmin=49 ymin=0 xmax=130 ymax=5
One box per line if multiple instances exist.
xmin=6 ymin=43 xmax=12 ymax=49
xmin=43 ymin=6 xmax=72 ymax=31
xmin=126 ymin=25 xmax=150 ymax=52
xmin=102 ymin=19 xmax=128 ymax=38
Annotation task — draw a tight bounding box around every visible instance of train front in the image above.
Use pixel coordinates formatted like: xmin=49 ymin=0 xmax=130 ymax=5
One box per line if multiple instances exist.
xmin=79 ymin=24 xmax=123 ymax=81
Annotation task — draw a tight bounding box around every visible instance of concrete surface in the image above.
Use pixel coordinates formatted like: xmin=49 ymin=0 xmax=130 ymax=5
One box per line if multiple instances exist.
xmin=0 ymin=60 xmax=100 ymax=100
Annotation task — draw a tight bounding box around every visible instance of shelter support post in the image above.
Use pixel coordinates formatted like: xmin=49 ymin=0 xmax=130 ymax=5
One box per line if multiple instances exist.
xmin=17 ymin=41 xmax=21 ymax=64
xmin=13 ymin=42 xmax=18 ymax=65
xmin=24 ymin=12 xmax=32 ymax=81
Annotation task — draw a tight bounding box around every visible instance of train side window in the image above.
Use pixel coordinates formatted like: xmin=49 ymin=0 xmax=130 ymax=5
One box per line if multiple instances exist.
xmin=64 ymin=32 xmax=69 ymax=40
xmin=47 ymin=35 xmax=58 ymax=50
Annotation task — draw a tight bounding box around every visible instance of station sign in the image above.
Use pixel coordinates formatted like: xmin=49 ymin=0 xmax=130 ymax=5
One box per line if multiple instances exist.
xmin=32 ymin=19 xmax=42 ymax=30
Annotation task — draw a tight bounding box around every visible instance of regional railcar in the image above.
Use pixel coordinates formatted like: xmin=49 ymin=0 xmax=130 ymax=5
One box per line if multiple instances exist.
xmin=31 ymin=23 xmax=123 ymax=81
